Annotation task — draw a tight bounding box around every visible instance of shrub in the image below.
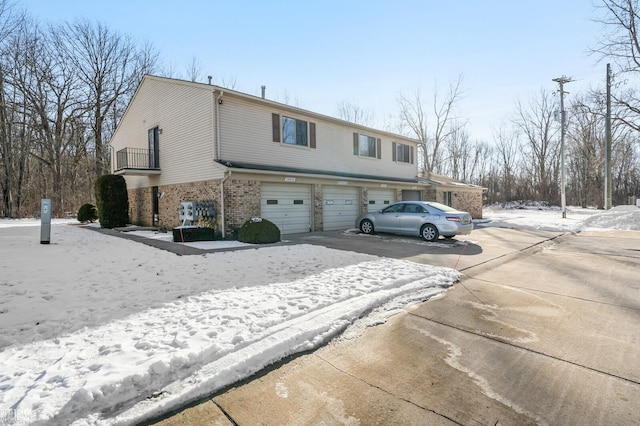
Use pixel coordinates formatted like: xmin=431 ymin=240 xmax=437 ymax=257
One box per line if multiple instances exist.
xmin=95 ymin=174 xmax=129 ymax=229
xmin=237 ymin=217 xmax=280 ymax=244
xmin=77 ymin=203 xmax=98 ymax=223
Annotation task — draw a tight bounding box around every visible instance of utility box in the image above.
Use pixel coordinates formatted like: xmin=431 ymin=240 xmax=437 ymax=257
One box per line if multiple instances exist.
xmin=40 ymin=199 xmax=52 ymax=244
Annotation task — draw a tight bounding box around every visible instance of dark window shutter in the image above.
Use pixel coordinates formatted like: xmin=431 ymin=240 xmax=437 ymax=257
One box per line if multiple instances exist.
xmin=392 ymin=142 xmax=397 ymax=162
xmin=410 ymin=146 xmax=414 ymax=164
xmin=376 ymin=138 xmax=381 ymax=159
xmin=272 ymin=113 xmax=280 ymax=142
xmin=353 ymin=133 xmax=358 ymax=155
xmin=310 ymin=122 xmax=316 ymax=148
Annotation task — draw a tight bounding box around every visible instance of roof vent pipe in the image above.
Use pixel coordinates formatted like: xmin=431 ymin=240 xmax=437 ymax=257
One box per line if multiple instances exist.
xmin=207 ymin=75 xmax=212 ymax=85
xmin=261 ymin=85 xmax=266 ymax=99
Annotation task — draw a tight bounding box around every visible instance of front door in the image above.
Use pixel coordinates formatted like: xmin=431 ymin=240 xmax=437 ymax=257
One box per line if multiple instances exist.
xmin=152 ymin=186 xmax=159 ymax=226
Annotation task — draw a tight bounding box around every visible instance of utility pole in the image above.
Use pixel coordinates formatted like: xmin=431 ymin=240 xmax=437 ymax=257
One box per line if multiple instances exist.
xmin=605 ymin=63 xmax=612 ymax=210
xmin=553 ymin=75 xmax=573 ymax=219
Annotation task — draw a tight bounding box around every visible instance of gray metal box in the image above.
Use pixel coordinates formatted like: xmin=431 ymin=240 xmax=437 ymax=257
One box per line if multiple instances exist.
xmin=40 ymin=199 xmax=51 ymax=244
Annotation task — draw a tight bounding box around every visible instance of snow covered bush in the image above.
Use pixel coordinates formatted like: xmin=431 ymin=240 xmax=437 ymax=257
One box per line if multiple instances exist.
xmin=77 ymin=203 xmax=98 ymax=223
xmin=237 ymin=217 xmax=280 ymax=244
xmin=95 ymin=175 xmax=129 ymax=228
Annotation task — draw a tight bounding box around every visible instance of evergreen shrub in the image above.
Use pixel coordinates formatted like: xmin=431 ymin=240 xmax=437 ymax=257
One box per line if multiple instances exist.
xmin=237 ymin=217 xmax=280 ymax=244
xmin=95 ymin=174 xmax=129 ymax=228
xmin=77 ymin=203 xmax=98 ymax=223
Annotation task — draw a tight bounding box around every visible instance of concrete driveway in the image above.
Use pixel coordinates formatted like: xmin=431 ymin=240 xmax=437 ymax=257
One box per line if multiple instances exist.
xmin=152 ymin=227 xmax=640 ymax=425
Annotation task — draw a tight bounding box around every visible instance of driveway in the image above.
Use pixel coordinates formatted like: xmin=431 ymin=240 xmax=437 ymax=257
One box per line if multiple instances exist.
xmin=152 ymin=227 xmax=640 ymax=425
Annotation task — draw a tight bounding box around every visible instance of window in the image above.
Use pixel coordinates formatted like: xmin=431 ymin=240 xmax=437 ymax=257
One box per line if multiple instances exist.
xmin=282 ymin=116 xmax=308 ymax=146
xmin=353 ymin=133 xmax=381 ymax=158
xmin=443 ymin=192 xmax=452 ymax=207
xmin=382 ymin=204 xmax=404 ymax=213
xmin=396 ymin=143 xmax=411 ymax=163
xmin=393 ymin=142 xmax=413 ymax=164
xmin=272 ymin=113 xmax=316 ymax=148
xmin=404 ymin=204 xmax=425 ymax=213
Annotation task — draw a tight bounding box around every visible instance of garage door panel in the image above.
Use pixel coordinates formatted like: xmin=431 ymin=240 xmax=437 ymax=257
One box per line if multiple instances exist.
xmin=261 ymin=184 xmax=311 ymax=234
xmin=323 ymin=186 xmax=358 ymax=231
xmin=367 ymin=188 xmax=395 ymax=212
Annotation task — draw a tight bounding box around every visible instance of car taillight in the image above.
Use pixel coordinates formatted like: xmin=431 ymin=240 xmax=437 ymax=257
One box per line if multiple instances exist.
xmin=446 ymin=216 xmax=460 ymax=222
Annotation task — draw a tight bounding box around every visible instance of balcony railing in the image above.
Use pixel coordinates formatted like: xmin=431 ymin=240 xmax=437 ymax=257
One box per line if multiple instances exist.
xmin=114 ymin=148 xmax=161 ymax=175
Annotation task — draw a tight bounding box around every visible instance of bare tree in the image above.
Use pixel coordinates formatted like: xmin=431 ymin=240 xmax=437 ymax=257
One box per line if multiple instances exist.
xmin=493 ymin=127 xmax=522 ymax=202
xmin=513 ymin=89 xmax=560 ymax=202
xmin=397 ymin=75 xmax=465 ymax=174
xmin=185 ymin=56 xmax=202 ymax=83
xmin=9 ymin=22 xmax=87 ymax=216
xmin=0 ymin=0 xmax=24 ymax=216
xmin=593 ymin=0 xmax=640 ymax=131
xmin=52 ymin=19 xmax=158 ymax=178
xmin=337 ymin=101 xmax=375 ymax=126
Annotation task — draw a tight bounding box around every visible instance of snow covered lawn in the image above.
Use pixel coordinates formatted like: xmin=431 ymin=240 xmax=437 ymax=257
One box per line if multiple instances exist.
xmin=0 ymin=221 xmax=458 ymax=425
xmin=1 ymin=204 xmax=638 ymax=425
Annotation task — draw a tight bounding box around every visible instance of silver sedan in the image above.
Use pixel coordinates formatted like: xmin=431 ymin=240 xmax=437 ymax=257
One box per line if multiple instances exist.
xmin=356 ymin=201 xmax=473 ymax=242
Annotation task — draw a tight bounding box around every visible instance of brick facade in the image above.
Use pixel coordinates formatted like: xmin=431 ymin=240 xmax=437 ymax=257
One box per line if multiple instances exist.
xmin=313 ymin=184 xmax=323 ymax=231
xmin=127 ymin=178 xmax=483 ymax=236
xmin=128 ymin=180 xmax=222 ymax=231
xmin=223 ymin=179 xmax=261 ymax=236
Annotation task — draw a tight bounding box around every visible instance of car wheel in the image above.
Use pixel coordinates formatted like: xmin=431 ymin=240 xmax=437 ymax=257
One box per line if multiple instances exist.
xmin=360 ymin=219 xmax=374 ymax=234
xmin=421 ymin=224 xmax=439 ymax=242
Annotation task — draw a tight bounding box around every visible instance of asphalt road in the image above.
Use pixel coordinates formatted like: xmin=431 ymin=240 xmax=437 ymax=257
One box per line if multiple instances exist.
xmin=152 ymin=227 xmax=640 ymax=426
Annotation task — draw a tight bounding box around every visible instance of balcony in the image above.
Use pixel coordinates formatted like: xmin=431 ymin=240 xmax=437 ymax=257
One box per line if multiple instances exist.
xmin=114 ymin=148 xmax=161 ymax=176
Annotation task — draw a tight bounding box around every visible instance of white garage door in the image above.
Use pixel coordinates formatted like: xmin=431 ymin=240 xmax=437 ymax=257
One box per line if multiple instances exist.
xmin=323 ymin=186 xmax=358 ymax=231
xmin=261 ymin=183 xmax=311 ymax=234
xmin=367 ymin=188 xmax=395 ymax=212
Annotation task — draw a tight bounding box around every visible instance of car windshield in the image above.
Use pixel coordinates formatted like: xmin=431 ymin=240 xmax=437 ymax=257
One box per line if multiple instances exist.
xmin=426 ymin=202 xmax=460 ymax=213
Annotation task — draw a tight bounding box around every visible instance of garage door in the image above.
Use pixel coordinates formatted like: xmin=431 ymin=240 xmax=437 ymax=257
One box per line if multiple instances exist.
xmin=261 ymin=183 xmax=311 ymax=234
xmin=323 ymin=186 xmax=358 ymax=231
xmin=402 ymin=189 xmax=422 ymax=201
xmin=367 ymin=188 xmax=395 ymax=212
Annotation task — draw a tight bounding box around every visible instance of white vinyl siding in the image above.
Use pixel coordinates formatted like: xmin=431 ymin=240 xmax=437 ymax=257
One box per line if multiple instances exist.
xmin=219 ymin=96 xmax=416 ymax=180
xmin=261 ymin=183 xmax=311 ymax=234
xmin=367 ymin=188 xmax=395 ymax=212
xmin=322 ymin=186 xmax=358 ymax=231
xmin=110 ymin=77 xmax=224 ymax=185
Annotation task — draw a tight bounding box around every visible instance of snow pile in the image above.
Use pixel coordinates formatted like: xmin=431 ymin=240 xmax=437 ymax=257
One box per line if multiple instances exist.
xmin=0 ymin=221 xmax=457 ymax=425
xmin=480 ymin=204 xmax=640 ymax=232
xmin=582 ymin=205 xmax=640 ymax=231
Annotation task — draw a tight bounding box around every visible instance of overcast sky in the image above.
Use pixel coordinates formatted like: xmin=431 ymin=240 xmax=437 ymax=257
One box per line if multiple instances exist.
xmin=21 ymin=0 xmax=606 ymax=142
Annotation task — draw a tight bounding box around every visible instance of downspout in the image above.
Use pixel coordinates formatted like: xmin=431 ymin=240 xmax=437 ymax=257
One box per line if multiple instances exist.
xmin=220 ymin=170 xmax=231 ymax=239
xmin=215 ymin=89 xmax=228 ymax=238
xmin=215 ymin=90 xmax=223 ymax=161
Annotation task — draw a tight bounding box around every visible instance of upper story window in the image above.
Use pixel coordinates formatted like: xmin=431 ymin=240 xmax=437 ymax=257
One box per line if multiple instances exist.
xmin=353 ymin=133 xmax=381 ymax=159
xmin=393 ymin=142 xmax=413 ymax=164
xmin=283 ymin=116 xmax=308 ymax=146
xmin=272 ymin=113 xmax=316 ymax=148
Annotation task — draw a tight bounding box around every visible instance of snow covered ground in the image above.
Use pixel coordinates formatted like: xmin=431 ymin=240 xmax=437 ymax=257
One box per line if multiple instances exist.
xmin=0 ymin=204 xmax=638 ymax=425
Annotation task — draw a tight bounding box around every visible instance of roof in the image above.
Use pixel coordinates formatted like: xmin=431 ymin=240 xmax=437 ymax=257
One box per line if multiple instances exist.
xmin=218 ymin=160 xmax=425 ymax=184
xmin=417 ymin=171 xmax=485 ymax=191
xmin=135 ymin=75 xmax=421 ymax=145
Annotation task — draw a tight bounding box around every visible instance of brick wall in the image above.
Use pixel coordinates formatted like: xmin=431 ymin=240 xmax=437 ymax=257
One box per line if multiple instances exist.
xmin=313 ymin=184 xmax=323 ymax=231
xmin=452 ymin=190 xmax=483 ymax=219
xmin=224 ymin=179 xmax=261 ymax=235
xmin=127 ymin=179 xmax=222 ymax=230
